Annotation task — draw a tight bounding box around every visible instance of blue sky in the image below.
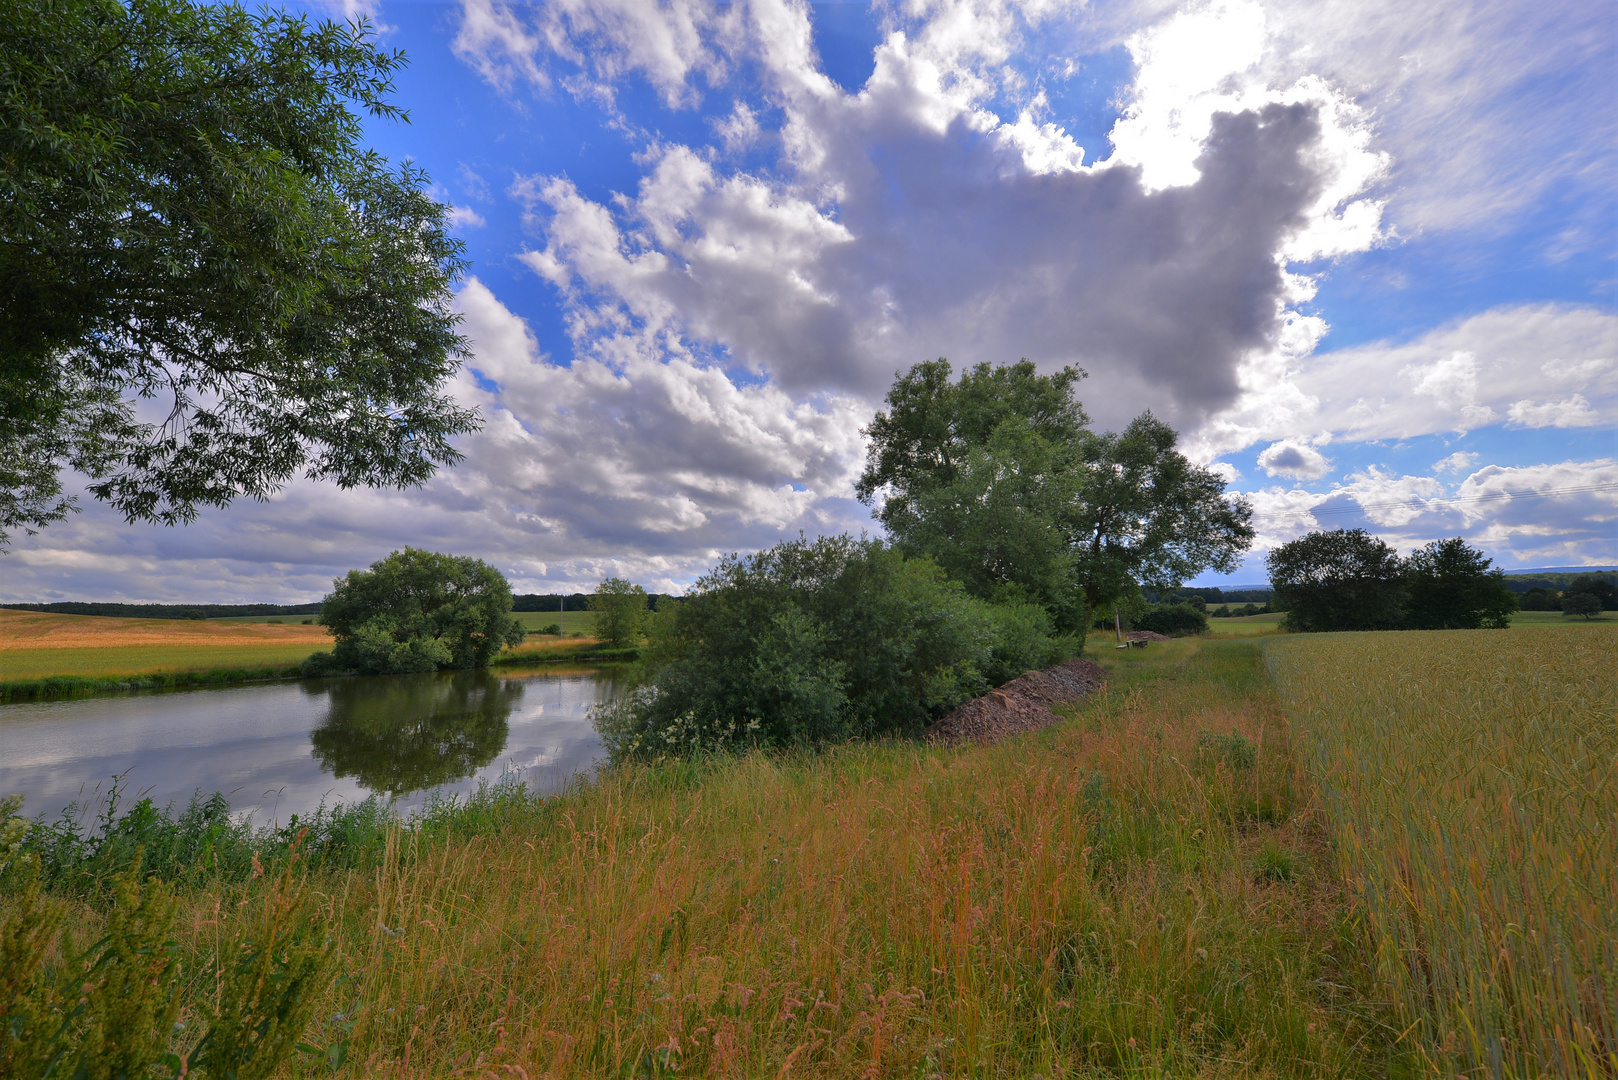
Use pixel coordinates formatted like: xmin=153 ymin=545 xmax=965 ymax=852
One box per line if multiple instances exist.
xmin=5 ymin=0 xmax=1614 ymax=603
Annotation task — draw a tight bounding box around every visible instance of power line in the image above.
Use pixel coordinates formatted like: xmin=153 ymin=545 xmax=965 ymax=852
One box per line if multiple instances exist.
xmin=1257 ymin=481 xmax=1618 ymax=520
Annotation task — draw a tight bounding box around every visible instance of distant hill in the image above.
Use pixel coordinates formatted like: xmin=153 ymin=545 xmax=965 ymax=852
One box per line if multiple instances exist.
xmin=1503 ymin=565 xmax=1617 ymax=575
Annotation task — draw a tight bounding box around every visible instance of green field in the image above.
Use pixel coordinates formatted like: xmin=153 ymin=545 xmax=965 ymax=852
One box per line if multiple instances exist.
xmin=512 ymin=608 xmax=599 ymax=634
xmin=1267 ymin=626 xmax=1616 ymax=1076
xmin=0 ymin=608 xmax=331 ymax=683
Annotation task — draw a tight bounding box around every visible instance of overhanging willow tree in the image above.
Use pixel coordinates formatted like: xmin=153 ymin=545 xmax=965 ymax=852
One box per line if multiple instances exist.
xmin=0 ymin=0 xmax=476 ymax=546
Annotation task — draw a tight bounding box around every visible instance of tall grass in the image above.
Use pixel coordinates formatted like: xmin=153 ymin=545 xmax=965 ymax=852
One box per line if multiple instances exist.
xmin=247 ymin=641 xmax=1382 ymax=1075
xmin=1265 ymin=626 xmax=1617 ymax=1078
xmin=4 ymin=639 xmax=1391 ymax=1076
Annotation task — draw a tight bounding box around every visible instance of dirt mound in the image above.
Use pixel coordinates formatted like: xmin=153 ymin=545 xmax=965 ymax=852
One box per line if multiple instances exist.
xmin=925 ymin=656 xmax=1106 ymax=745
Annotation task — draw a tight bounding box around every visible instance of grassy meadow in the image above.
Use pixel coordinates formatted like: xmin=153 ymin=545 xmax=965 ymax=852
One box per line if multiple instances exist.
xmin=5 ymin=637 xmax=1396 ymax=1078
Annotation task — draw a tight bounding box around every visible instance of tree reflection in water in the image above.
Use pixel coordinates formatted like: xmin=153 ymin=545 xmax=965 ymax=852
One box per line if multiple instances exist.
xmin=307 ymin=670 xmax=524 ymax=796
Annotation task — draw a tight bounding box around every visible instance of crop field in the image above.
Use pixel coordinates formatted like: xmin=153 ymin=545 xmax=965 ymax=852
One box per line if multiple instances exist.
xmin=1505 ymin=608 xmax=1614 ymax=626
xmin=0 ymin=608 xmax=329 ymax=681
xmin=1208 ymin=611 xmax=1285 ymax=635
xmin=1266 ymin=626 xmax=1617 ymax=1077
xmin=513 ymin=608 xmax=599 ymax=634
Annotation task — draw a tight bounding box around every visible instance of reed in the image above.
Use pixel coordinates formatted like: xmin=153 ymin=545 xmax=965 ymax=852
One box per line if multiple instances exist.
xmin=1265 ymin=626 xmax=1617 ymax=1078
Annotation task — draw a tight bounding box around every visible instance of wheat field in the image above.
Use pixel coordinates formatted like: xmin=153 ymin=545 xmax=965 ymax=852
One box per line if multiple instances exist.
xmin=1265 ymin=626 xmax=1617 ymax=1078
xmin=0 ymin=609 xmax=329 ymax=680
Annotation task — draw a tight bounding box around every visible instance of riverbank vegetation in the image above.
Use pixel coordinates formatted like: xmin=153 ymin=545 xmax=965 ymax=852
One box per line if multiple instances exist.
xmin=8 ymin=628 xmax=1609 ymax=1076
xmin=598 ymin=535 xmax=1077 ymax=757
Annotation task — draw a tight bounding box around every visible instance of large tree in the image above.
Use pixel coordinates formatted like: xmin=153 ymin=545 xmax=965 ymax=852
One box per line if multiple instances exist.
xmin=1267 ymin=529 xmax=1407 ymax=632
xmin=589 ymin=577 xmax=649 ymax=648
xmin=1405 ymin=537 xmax=1516 ymax=629
xmin=308 ymin=549 xmax=526 ymax=676
xmin=0 ymin=0 xmax=476 ymax=547
xmin=857 ymin=360 xmax=1252 ymax=630
xmin=1068 ymin=412 xmax=1254 ymax=611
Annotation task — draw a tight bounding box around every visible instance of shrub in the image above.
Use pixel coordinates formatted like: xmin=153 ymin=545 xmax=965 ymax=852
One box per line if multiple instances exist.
xmin=1135 ymin=603 xmax=1208 ymax=637
xmin=304 ymin=548 xmax=525 ymax=676
xmin=596 ymin=535 xmax=1073 ymax=757
xmin=537 ymin=622 xmax=561 ymax=635
xmin=1195 ymin=730 xmax=1257 ymax=771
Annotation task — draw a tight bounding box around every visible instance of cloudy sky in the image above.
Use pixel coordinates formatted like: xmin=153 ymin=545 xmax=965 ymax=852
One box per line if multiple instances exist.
xmin=7 ymin=0 xmax=1615 ymax=603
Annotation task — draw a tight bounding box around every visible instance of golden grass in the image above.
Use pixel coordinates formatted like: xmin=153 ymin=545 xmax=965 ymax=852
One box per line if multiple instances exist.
xmin=0 ymin=609 xmax=330 ymax=680
xmin=119 ymin=638 xmax=1380 ymax=1078
xmin=1265 ymin=627 xmax=1618 ymax=1078
xmin=0 ymin=608 xmax=330 ymax=650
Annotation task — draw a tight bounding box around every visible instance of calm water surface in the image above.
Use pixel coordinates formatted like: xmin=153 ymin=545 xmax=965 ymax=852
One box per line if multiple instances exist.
xmin=0 ymin=666 xmax=625 ymax=825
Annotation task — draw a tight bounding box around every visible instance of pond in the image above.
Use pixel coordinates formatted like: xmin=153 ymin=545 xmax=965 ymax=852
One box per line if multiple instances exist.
xmin=0 ymin=665 xmax=626 ymax=827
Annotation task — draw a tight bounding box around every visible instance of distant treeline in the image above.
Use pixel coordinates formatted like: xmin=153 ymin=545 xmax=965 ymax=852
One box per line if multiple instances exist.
xmin=1143 ymin=572 xmax=1616 ymax=606
xmin=3 ymin=594 xmax=688 ymax=620
xmin=1150 ymin=587 xmax=1273 ymax=605
xmin=1498 ymin=571 xmax=1617 ymax=594
xmin=1 ymin=602 xmax=322 ymax=620
xmin=512 ymin=593 xmax=680 ymax=612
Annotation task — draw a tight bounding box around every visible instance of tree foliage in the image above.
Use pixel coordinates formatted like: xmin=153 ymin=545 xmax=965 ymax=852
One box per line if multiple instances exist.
xmin=1565 ymin=575 xmax=1618 ymax=611
xmin=305 ymin=549 xmax=525 ymax=676
xmin=857 ymin=360 xmax=1252 ymax=632
xmin=857 ymin=360 xmax=1090 ymax=630
xmin=1135 ymin=603 xmax=1210 ymax=637
xmin=1561 ymin=591 xmax=1602 ymax=620
xmin=0 ymin=0 xmax=476 ymax=546
xmin=1070 ymin=412 xmax=1254 ymax=608
xmin=596 ymin=535 xmax=1073 ymax=757
xmin=1405 ymin=537 xmax=1517 ymax=630
xmin=1267 ymin=529 xmax=1408 ymax=633
xmin=589 ymin=577 xmax=649 ymax=648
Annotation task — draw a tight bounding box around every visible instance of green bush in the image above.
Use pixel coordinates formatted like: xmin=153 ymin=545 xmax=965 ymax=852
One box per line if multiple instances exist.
xmin=303 ymin=548 xmax=525 ymax=676
xmin=1135 ymin=603 xmax=1209 ymax=637
xmin=596 ymin=535 xmax=1075 ymax=758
